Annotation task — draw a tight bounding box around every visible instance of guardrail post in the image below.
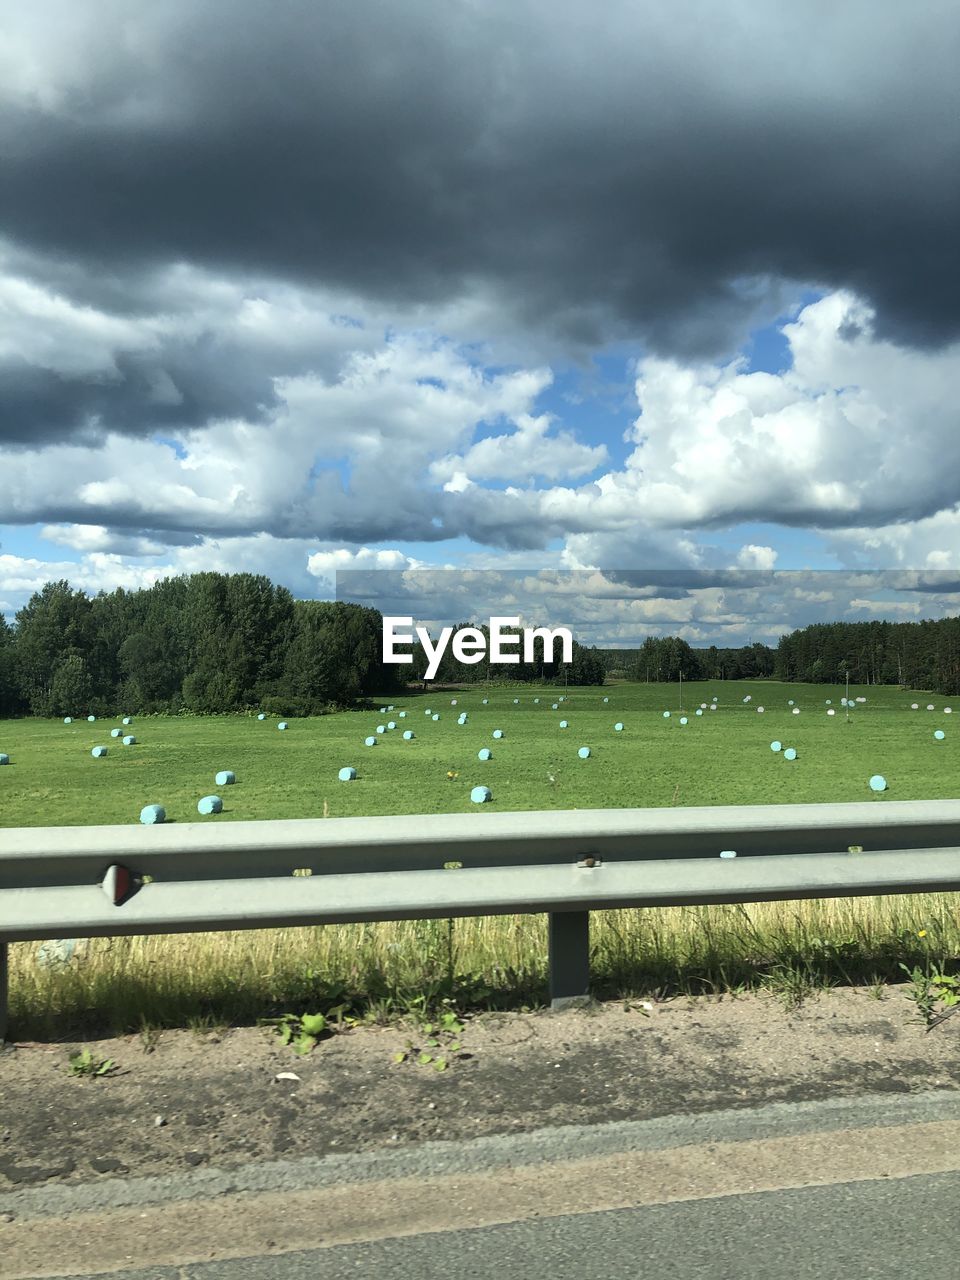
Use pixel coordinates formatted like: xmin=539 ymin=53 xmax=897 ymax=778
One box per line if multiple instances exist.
xmin=548 ymin=910 xmax=591 ymax=1009
xmin=0 ymin=942 xmax=9 ymax=1042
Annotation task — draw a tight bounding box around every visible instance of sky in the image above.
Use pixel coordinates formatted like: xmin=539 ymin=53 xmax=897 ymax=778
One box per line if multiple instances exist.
xmin=1 ymin=1 xmax=959 ymax=644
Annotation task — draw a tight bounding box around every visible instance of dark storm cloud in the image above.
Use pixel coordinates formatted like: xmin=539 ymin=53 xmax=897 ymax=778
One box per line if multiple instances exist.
xmin=1 ymin=0 xmax=958 ymax=374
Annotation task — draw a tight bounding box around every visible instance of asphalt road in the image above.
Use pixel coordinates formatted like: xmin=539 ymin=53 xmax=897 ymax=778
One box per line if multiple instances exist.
xmin=5 ymin=1089 xmax=960 ymax=1279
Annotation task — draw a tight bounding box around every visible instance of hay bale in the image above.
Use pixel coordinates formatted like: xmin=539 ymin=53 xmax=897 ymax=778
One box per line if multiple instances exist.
xmin=827 ymin=708 xmax=836 ymax=716
xmin=869 ymin=775 xmax=887 ymax=792
xmin=551 ymin=703 xmax=559 ymax=710
xmin=482 ymin=698 xmax=488 ymax=704
xmin=140 ymin=804 xmax=165 ymax=825
xmin=614 ymin=722 xmax=624 ymax=731
xmin=457 ymin=713 xmax=468 ymax=724
xmin=278 ymin=721 xmax=288 ymax=730
xmin=478 ymin=748 xmax=492 ymax=760
xmin=398 ymin=711 xmax=407 ymax=718
xmin=197 ymin=794 xmax=223 ymax=815
xmin=770 ymin=741 xmax=782 ymax=752
xmin=757 ymin=706 xmax=764 ymax=713
xmin=122 ymin=717 xmax=133 ymax=725
xmin=559 ymin=720 xmax=568 ymax=728
xmin=719 ymin=850 xmax=737 ymax=859
xmin=87 ymin=715 xmax=96 ymax=722
xmin=387 ymin=721 xmax=397 ymax=729
xmin=63 ymin=717 xmax=72 ymax=724
xmin=451 ymin=699 xmax=458 ymax=706
xmin=533 ymin=698 xmax=540 ymax=704
xmin=215 ymin=770 xmax=236 ymax=786
xmin=111 ymin=728 xmax=122 ymax=738
xmin=425 ymin=708 xmax=433 ymax=715
xmin=492 ymin=729 xmax=504 ymax=739
xmin=432 ymin=713 xmax=440 ymax=721
xmin=365 ymin=736 xmax=378 ymax=746
xmin=377 ymin=724 xmax=387 ymax=733
xmin=387 ymin=705 xmax=395 ymax=711
xmin=696 ymin=708 xmax=703 ymax=716
xmin=792 ymin=707 xmax=800 ymax=715
xmin=122 ymin=735 xmax=136 ymax=745
xmin=470 ymin=785 xmax=492 ymax=804
xmin=338 ymin=766 xmax=357 ymax=781
xmin=602 ymin=697 xmax=609 ymax=703
xmin=662 ymin=711 xmax=670 ymax=718
xmin=578 ymin=746 xmax=591 ymax=758
xmin=91 ymin=746 xmax=107 ymax=758
xmin=258 ymin=713 xmax=266 ymax=720
xmin=679 ymin=716 xmax=688 ymax=725
xmin=513 ymin=698 xmax=519 ymax=704
xmin=783 ymin=747 xmax=797 ymax=760
xmin=0 ymin=754 xmax=8 ymax=765
xmin=934 ymin=730 xmax=946 ymax=740
xmin=402 ymin=729 xmax=415 ymax=740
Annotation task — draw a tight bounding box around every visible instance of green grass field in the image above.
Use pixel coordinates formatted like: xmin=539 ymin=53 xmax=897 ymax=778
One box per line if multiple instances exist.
xmin=0 ymin=680 xmax=956 ymax=828
xmin=3 ymin=680 xmax=958 ymax=1038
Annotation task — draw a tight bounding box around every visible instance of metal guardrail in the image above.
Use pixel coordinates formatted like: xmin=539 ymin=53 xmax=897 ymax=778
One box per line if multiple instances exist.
xmin=2 ymin=799 xmax=960 ymax=1037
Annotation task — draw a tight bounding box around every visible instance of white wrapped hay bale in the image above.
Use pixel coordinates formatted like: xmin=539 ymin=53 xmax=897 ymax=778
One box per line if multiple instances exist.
xmin=197 ymin=794 xmax=223 ymax=815
xmin=111 ymin=728 xmax=122 ymax=738
xmin=338 ymin=766 xmax=357 ymax=781
xmin=63 ymin=717 xmax=72 ymax=724
xmin=123 ymin=716 xmax=133 ymax=725
xmin=91 ymin=746 xmax=107 ymax=758
xmin=471 ymin=785 xmax=492 ymax=804
xmin=257 ymin=712 xmax=266 ymax=720
xmin=578 ymin=746 xmax=591 ymax=758
xmin=123 ymin=735 xmax=136 ymax=745
xmin=140 ymin=804 xmax=165 ymax=825
xmin=365 ymin=735 xmax=377 ymax=746
xmin=87 ymin=715 xmax=96 ymax=723
xmin=0 ymin=753 xmax=9 ymax=765
xmin=492 ymin=728 xmax=504 ymax=739
xmin=478 ymin=747 xmax=492 ymax=760
xmin=402 ymin=729 xmax=415 ymax=740
xmin=277 ymin=721 xmax=288 ymax=731
xmin=215 ymin=770 xmax=236 ymax=785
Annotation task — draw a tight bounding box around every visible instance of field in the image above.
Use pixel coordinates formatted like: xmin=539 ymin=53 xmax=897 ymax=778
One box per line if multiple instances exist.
xmin=1 ymin=680 xmax=957 ymax=827
xmin=3 ymin=680 xmax=959 ymax=1037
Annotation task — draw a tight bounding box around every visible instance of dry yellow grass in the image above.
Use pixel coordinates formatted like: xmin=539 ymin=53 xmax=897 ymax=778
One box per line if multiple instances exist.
xmin=10 ymin=892 xmax=960 ymax=1037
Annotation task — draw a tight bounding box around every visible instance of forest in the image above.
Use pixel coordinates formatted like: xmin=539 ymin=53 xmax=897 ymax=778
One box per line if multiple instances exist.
xmin=0 ymin=573 xmax=606 ymax=717
xmin=1 ymin=575 xmax=958 ymax=717
xmin=597 ymin=617 xmax=960 ymax=694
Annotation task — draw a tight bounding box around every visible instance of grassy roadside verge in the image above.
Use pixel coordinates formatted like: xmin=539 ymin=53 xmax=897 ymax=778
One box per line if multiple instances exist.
xmin=8 ymin=893 xmax=960 ymax=1040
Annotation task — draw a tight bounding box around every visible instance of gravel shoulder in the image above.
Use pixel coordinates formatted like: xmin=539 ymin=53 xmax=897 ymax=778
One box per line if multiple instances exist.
xmin=2 ymin=985 xmax=960 ymax=1192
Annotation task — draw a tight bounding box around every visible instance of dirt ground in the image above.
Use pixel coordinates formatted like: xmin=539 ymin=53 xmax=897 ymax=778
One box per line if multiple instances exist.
xmin=2 ymin=985 xmax=960 ymax=1190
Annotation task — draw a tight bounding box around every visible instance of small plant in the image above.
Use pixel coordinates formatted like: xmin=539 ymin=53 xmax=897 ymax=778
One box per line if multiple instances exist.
xmin=393 ymin=1007 xmax=467 ymax=1072
xmin=900 ymin=962 xmax=960 ymax=1027
xmin=68 ymin=1049 xmax=117 ymax=1077
xmin=265 ymin=1011 xmax=330 ymax=1055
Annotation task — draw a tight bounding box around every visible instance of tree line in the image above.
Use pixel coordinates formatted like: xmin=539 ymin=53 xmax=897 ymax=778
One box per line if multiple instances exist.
xmin=597 ymin=616 xmax=960 ymax=694
xmin=0 ymin=574 xmax=398 ymax=718
xmin=2 ymin=575 xmax=957 ymax=718
xmin=0 ymin=574 xmax=606 ymax=718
